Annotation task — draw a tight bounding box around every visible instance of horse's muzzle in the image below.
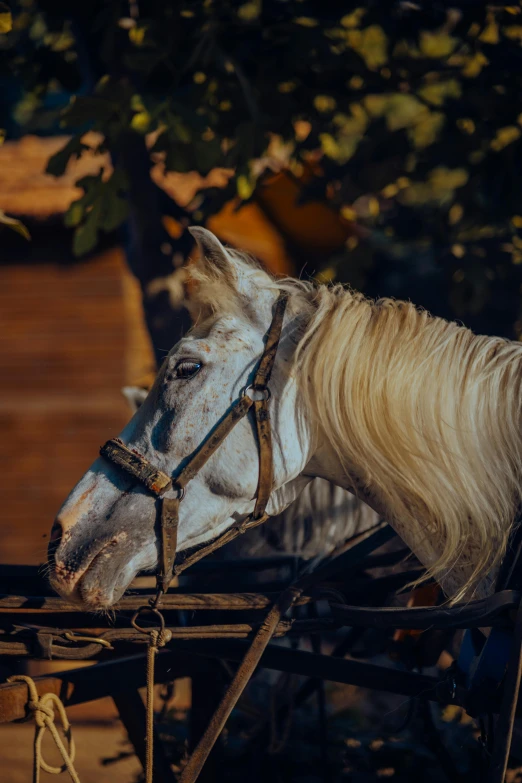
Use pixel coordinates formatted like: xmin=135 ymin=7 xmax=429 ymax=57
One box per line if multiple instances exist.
xmin=47 ymin=525 xmax=131 ymax=607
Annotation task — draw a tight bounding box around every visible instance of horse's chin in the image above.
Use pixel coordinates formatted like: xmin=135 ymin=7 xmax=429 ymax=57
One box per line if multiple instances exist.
xmin=50 ymin=544 xmax=157 ymax=610
xmin=76 ymin=573 xmax=125 ymax=610
xmin=84 ymin=553 xmax=154 ymax=610
xmin=49 ymin=565 xmax=126 ymax=610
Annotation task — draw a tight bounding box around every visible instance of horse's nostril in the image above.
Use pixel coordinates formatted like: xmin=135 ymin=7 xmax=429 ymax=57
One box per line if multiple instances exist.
xmin=50 ymin=519 xmax=63 ymax=543
xmin=48 ymin=520 xmax=64 ymax=564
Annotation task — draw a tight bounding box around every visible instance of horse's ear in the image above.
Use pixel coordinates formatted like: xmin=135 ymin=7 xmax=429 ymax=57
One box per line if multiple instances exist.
xmin=122 ymin=386 xmax=149 ymax=413
xmin=188 ymin=227 xmax=237 ymax=285
xmin=186 ymin=226 xmax=243 ymax=323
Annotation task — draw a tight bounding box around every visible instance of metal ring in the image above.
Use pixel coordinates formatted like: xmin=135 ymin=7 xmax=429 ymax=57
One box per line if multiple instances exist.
xmin=243 ymin=384 xmax=271 ymax=402
xmin=131 ymin=605 xmax=166 ymax=635
xmin=173 ymin=484 xmax=185 ymax=501
xmin=63 ymin=631 xmax=114 ymax=650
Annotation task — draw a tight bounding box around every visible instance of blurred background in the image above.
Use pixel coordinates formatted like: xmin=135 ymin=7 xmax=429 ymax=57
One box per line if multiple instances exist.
xmin=1 ymin=2 xmax=522 ymax=779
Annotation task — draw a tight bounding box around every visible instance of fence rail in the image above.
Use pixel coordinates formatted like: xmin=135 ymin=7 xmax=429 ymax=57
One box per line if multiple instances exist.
xmin=1 ymin=523 xmax=520 ymax=783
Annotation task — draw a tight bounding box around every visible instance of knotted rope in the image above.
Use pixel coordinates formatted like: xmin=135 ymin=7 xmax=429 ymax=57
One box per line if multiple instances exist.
xmin=131 ymin=606 xmax=172 ymax=783
xmin=145 ymin=630 xmax=159 ymax=783
xmin=7 ymin=675 xmax=81 ymax=783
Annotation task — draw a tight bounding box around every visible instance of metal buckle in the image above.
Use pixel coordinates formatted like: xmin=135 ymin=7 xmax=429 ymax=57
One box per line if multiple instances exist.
xmin=243 ymin=384 xmax=271 ymax=402
xmin=172 ymin=483 xmax=185 ymax=501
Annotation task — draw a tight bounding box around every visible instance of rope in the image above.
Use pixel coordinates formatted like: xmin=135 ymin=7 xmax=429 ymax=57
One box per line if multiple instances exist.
xmin=145 ymin=630 xmax=158 ymax=783
xmin=7 ymin=675 xmax=81 ymax=783
xmin=144 ymin=627 xmax=170 ymax=783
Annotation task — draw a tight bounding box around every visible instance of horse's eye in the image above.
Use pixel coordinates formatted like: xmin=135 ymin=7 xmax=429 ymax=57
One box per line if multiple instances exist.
xmin=175 ymin=360 xmax=202 ymax=379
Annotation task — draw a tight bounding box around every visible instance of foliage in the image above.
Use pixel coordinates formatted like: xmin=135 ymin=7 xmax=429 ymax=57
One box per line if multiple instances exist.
xmin=0 ymin=117 xmax=29 ymax=239
xmin=65 ymin=167 xmax=129 ymax=255
xmin=4 ymin=1 xmax=522 ymax=328
xmin=0 ymin=2 xmax=12 ymax=33
xmin=0 ymin=208 xmax=30 ymax=239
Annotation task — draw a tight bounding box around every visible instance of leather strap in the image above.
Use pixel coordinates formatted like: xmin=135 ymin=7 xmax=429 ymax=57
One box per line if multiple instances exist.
xmin=99 ymin=438 xmax=172 ymax=496
xmin=252 ymin=293 xmax=287 ymax=389
xmin=158 ymin=498 xmax=180 ymax=594
xmin=172 ymin=512 xmax=269 ymax=577
xmin=253 ymin=398 xmax=272 ymax=518
xmin=251 ymin=292 xmax=287 ymax=519
xmin=174 ymin=394 xmax=254 ymax=489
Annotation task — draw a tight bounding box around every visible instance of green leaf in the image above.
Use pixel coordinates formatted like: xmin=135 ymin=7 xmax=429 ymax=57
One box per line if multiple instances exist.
xmin=64 ymin=200 xmax=84 ymax=227
xmin=46 ymin=135 xmax=88 ymax=177
xmin=75 ymin=173 xmax=104 ymax=196
xmin=345 ymin=25 xmax=388 ymax=69
xmin=73 ymin=199 xmax=102 ymax=256
xmin=238 ymin=1 xmax=261 ymax=21
xmin=0 ymin=210 xmax=30 ymax=240
xmin=171 ymin=116 xmax=192 ymax=144
xmin=417 ymin=79 xmax=461 ymax=107
xmin=237 ymin=174 xmax=255 ymax=200
xmin=130 ymin=110 xmax=151 ymax=133
xmin=0 ymin=3 xmax=12 ymax=33
xmin=419 ymin=30 xmax=457 ymax=58
xmin=101 ymin=190 xmax=129 ymax=232
xmin=70 ymin=169 xmax=129 ymax=255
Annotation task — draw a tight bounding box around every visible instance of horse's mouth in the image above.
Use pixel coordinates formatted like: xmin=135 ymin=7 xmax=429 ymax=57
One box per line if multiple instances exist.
xmin=50 ymin=534 xmax=133 ymax=609
xmin=76 ymin=549 xmax=123 ymax=609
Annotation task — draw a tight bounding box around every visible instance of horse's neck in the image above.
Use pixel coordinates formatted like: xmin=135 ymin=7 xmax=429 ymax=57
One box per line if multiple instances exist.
xmin=305 ymin=441 xmax=499 ymax=599
xmin=292 ymin=293 xmax=522 ymax=601
xmin=226 ymin=480 xmax=379 ymax=559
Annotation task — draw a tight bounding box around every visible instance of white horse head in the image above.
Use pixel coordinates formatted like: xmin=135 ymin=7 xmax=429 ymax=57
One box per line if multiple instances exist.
xmin=49 ymin=228 xmax=318 ymax=607
xmin=49 ymin=227 xmax=522 ymax=607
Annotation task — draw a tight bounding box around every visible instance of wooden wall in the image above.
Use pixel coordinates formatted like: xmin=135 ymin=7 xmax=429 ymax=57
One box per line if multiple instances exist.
xmin=0 ymin=247 xmax=153 ymax=564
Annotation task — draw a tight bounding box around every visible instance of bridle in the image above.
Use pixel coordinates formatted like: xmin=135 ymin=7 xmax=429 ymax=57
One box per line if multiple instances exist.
xmin=99 ymin=292 xmax=288 ymax=607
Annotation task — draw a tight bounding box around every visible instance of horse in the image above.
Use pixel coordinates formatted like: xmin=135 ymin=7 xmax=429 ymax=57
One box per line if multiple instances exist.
xmin=47 ymin=227 xmax=522 ymax=609
xmin=121 ymin=390 xmax=379 ymax=561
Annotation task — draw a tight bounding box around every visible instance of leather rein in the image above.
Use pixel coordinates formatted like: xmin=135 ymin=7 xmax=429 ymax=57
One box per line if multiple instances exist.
xmin=99 ymin=292 xmax=288 ymax=607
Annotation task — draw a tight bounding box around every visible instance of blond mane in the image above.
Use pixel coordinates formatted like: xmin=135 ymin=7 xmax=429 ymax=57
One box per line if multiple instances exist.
xmin=192 ymin=251 xmax=522 ymax=600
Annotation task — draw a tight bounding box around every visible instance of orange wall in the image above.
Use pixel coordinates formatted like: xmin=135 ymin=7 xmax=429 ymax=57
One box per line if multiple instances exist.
xmin=0 ymin=248 xmax=149 ymax=564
